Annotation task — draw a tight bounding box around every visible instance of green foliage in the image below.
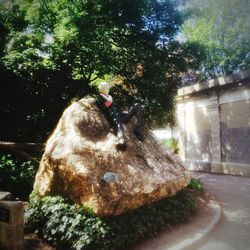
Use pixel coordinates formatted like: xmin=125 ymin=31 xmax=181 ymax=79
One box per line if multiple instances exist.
xmin=163 ymin=138 xmax=179 ymax=154
xmin=0 ymin=154 xmax=37 ymax=200
xmin=25 ymin=190 xmax=196 ymax=250
xmin=181 ymin=0 xmax=250 ymax=79
xmin=188 ymin=178 xmax=204 ymax=192
xmin=25 ymin=194 xmax=107 ymax=249
xmin=0 ymin=0 xmax=192 ymax=141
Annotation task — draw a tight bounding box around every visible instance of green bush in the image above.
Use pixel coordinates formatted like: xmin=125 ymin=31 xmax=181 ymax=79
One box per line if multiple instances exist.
xmin=187 ymin=178 xmax=204 ymax=192
xmin=163 ymin=139 xmax=179 ymax=154
xmin=0 ymin=154 xmax=38 ymax=200
xmin=25 ymin=190 xmax=197 ymax=250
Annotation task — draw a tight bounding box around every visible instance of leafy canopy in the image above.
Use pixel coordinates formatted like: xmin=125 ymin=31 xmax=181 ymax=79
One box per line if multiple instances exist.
xmin=4 ymin=0 xmax=183 ymax=81
xmin=1 ymin=0 xmax=190 ymax=141
xmin=181 ymin=0 xmax=250 ymax=79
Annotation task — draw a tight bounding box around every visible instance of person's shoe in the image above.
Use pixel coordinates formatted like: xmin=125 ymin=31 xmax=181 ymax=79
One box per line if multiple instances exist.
xmin=133 ymin=128 xmax=144 ymax=142
xmin=116 ymin=138 xmax=127 ymax=151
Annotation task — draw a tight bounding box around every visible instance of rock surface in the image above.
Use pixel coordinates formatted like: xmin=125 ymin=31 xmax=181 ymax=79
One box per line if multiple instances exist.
xmin=33 ymin=97 xmax=190 ymax=216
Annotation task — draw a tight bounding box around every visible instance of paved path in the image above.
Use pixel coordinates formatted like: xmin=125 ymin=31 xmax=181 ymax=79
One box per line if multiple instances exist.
xmin=134 ymin=172 xmax=250 ymax=250
xmin=191 ymin=172 xmax=250 ymax=250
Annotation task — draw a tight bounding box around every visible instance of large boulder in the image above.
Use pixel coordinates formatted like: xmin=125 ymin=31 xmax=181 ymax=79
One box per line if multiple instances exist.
xmin=34 ymin=97 xmax=190 ymax=216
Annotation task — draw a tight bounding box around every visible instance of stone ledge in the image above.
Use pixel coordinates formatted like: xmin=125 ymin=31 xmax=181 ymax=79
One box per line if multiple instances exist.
xmin=177 ymin=69 xmax=250 ymax=98
xmin=211 ymin=162 xmax=250 ymax=177
xmin=185 ymin=159 xmax=250 ymax=177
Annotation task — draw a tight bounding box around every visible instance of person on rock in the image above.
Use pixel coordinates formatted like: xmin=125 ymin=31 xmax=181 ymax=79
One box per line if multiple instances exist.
xmin=96 ymin=81 xmax=144 ymax=150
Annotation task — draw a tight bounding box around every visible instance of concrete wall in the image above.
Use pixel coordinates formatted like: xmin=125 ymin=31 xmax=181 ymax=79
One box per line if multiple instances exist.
xmin=176 ymin=70 xmax=250 ymax=176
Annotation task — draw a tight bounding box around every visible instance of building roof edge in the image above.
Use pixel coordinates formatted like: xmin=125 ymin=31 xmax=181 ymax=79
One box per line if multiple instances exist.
xmin=177 ymin=69 xmax=250 ymax=97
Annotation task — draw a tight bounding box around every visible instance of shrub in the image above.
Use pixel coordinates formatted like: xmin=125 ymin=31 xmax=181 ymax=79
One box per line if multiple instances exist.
xmin=0 ymin=153 xmax=38 ymax=200
xmin=25 ymin=190 xmax=197 ymax=250
xmin=187 ymin=178 xmax=204 ymax=192
xmin=163 ymin=139 xmax=179 ymax=154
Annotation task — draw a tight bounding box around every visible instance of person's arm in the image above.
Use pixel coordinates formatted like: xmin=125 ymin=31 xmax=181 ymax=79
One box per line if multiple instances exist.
xmin=100 ymin=93 xmax=113 ymax=108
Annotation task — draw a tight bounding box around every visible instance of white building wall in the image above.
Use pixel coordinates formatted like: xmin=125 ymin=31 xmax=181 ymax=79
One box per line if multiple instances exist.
xmin=176 ymin=70 xmax=250 ymax=176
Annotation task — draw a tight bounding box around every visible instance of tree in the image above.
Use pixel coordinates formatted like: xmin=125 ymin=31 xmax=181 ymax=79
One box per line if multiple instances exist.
xmin=181 ymin=0 xmax=250 ymax=79
xmin=1 ymin=0 xmax=189 ymax=141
